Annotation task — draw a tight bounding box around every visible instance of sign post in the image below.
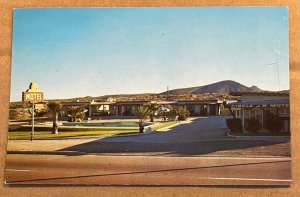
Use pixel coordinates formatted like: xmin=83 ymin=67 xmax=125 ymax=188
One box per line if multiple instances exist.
xmin=31 ymin=104 xmax=35 ymax=141
xmin=22 ymin=82 xmax=44 ymax=141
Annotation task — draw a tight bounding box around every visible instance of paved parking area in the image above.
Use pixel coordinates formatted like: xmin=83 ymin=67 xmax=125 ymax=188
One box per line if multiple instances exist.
xmin=60 ymin=116 xmax=290 ymax=157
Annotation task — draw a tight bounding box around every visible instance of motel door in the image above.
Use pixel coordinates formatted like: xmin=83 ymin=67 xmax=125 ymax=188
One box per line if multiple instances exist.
xmin=210 ymin=105 xmax=217 ymax=116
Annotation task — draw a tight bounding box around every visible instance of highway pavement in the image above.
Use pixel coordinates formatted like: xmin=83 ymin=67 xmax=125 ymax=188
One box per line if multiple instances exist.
xmin=5 ymin=154 xmax=291 ymax=186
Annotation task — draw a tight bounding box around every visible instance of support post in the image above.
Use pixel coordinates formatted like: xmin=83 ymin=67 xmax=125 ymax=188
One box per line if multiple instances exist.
xmin=207 ymin=105 xmax=210 ymax=116
xmin=89 ymin=105 xmax=92 ymax=117
xmin=121 ymin=106 xmax=126 ymax=116
xmin=31 ymin=103 xmax=35 ymax=141
xmin=242 ymin=109 xmax=245 ymax=127
xmin=217 ymin=105 xmax=220 ymax=115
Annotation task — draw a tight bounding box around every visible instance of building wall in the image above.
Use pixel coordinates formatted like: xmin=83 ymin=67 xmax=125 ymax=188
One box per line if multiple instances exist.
xmin=87 ymin=102 xmax=221 ymax=117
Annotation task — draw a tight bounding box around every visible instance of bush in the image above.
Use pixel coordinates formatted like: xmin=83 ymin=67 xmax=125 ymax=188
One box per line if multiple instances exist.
xmin=9 ymin=108 xmax=31 ymax=120
xmin=265 ymin=112 xmax=283 ymax=133
xmin=226 ymin=118 xmax=242 ymax=133
xmin=245 ymin=118 xmax=260 ymax=133
xmin=176 ymin=107 xmax=191 ymax=121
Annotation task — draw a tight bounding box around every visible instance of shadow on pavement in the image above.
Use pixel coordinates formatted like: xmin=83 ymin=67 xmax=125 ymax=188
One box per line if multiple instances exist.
xmin=60 ymin=117 xmax=290 ymax=157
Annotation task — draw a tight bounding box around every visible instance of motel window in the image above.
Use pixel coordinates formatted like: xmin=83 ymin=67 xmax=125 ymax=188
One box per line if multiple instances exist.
xmin=236 ymin=109 xmax=240 ymax=118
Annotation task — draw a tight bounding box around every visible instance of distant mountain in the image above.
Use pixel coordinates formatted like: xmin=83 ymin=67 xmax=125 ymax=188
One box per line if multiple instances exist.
xmin=278 ymin=90 xmax=289 ymax=94
xmin=160 ymin=80 xmax=264 ymax=95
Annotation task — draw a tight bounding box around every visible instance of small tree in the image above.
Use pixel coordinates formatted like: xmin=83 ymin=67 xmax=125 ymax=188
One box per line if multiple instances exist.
xmin=145 ymin=102 xmax=159 ymax=122
xmin=65 ymin=106 xmax=85 ymax=122
xmin=222 ymin=101 xmax=235 ymax=118
xmin=47 ymin=102 xmax=62 ymax=134
xmin=175 ymin=106 xmax=191 ymax=121
xmin=136 ymin=106 xmax=150 ymax=133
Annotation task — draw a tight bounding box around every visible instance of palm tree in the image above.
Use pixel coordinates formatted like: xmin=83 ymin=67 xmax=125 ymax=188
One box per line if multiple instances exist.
xmin=65 ymin=106 xmax=85 ymax=122
xmin=136 ymin=106 xmax=150 ymax=133
xmin=145 ymin=102 xmax=159 ymax=122
xmin=47 ymin=102 xmax=62 ymax=134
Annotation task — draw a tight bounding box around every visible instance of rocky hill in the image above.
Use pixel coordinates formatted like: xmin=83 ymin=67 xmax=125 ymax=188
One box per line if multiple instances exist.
xmin=160 ymin=80 xmax=263 ymax=95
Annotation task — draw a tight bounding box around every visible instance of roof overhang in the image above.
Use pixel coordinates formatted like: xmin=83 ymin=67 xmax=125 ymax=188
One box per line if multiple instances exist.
xmin=229 ymin=91 xmax=289 ymax=97
xmin=229 ymin=99 xmax=289 ymax=108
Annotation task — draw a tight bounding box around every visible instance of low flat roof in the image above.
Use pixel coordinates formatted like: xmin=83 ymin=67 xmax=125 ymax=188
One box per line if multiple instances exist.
xmin=90 ymin=102 xmax=115 ymax=105
xmin=61 ymin=102 xmax=90 ymax=106
xmin=155 ymin=101 xmax=178 ymax=104
xmin=230 ymin=91 xmax=289 ymax=96
xmin=113 ymin=101 xmax=148 ymax=105
xmin=177 ymin=100 xmax=221 ymax=104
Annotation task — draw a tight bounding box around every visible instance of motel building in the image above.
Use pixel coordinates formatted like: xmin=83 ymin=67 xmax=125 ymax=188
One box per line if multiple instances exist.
xmin=228 ymin=91 xmax=290 ymax=133
xmin=61 ymin=99 xmax=223 ymax=118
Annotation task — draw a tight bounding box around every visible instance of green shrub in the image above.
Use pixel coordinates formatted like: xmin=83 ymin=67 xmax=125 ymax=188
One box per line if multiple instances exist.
xmin=226 ymin=118 xmax=242 ymax=133
xmin=265 ymin=112 xmax=283 ymax=133
xmin=176 ymin=107 xmax=190 ymax=121
xmin=245 ymin=118 xmax=260 ymax=133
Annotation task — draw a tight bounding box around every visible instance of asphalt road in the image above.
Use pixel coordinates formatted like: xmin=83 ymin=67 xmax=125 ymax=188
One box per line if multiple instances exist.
xmin=5 ymin=154 xmax=291 ymax=186
xmin=5 ymin=116 xmax=291 ymax=186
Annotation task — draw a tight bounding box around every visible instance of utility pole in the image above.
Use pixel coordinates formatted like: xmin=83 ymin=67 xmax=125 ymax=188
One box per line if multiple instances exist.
xmin=263 ymin=39 xmax=281 ymax=91
xmin=167 ymin=86 xmax=169 ymax=101
xmin=274 ymin=38 xmax=281 ymax=91
xmin=276 ymin=49 xmax=280 ymax=91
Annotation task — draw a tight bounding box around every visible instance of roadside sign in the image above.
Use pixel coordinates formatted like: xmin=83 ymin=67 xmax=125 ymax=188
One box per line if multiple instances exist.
xmin=22 ymin=82 xmax=44 ymax=103
xmin=22 ymin=92 xmax=44 ymax=103
xmin=22 ymin=82 xmax=44 ymax=141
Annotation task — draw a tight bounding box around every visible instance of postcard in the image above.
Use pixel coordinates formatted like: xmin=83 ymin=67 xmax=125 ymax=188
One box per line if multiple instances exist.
xmin=5 ymin=7 xmax=290 ymax=186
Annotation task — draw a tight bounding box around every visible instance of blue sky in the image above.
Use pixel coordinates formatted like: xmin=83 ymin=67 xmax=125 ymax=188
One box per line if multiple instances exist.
xmin=11 ymin=7 xmax=289 ymax=101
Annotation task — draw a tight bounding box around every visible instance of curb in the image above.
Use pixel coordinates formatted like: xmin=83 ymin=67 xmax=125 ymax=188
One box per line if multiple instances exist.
xmin=226 ymin=130 xmax=290 ymax=139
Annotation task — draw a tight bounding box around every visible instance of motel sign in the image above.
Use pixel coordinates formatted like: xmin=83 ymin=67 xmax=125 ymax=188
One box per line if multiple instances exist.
xmin=22 ymin=82 xmax=44 ymax=103
xmin=22 ymin=82 xmax=44 ymax=141
xmin=22 ymin=92 xmax=44 ymax=103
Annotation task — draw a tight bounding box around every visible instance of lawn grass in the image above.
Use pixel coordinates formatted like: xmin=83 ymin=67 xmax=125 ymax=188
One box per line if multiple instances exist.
xmin=152 ymin=121 xmax=178 ymax=131
xmin=8 ymin=121 xmax=179 ymax=139
xmin=8 ymin=129 xmax=138 ymax=140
